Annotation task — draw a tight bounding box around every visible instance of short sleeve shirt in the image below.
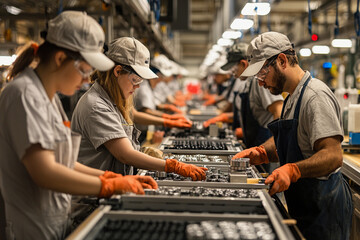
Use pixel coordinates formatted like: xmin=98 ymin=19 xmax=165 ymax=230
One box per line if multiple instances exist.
xmin=235 ymin=77 xmax=284 ymax=127
xmin=0 ymin=67 xmax=72 ymax=239
xmin=153 ymin=81 xmax=170 ymax=105
xmin=134 ymin=80 xmax=156 ymax=110
xmin=281 ymin=71 xmax=343 ymax=159
xmin=71 ymin=81 xmax=138 ymax=175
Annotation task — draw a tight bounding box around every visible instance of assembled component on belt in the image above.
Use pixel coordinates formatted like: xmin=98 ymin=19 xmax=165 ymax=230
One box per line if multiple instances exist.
xmin=187 ymin=221 xmax=275 ymax=240
xmin=144 ymin=186 xmax=260 ymax=198
xmin=230 ymin=158 xmax=250 ymax=170
xmin=163 ymin=154 xmax=227 ymax=163
xmin=165 ymin=139 xmax=229 ymax=150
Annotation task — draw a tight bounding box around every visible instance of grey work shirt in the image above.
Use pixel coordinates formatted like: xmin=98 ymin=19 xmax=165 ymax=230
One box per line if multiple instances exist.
xmin=281 ymin=71 xmax=343 ymax=166
xmin=134 ymin=80 xmax=156 ymax=111
xmin=71 ymin=81 xmax=139 ymax=175
xmin=235 ymin=77 xmax=284 ymax=128
xmin=227 ymin=78 xmax=246 ymax=103
xmin=0 ymin=67 xmax=73 ymax=239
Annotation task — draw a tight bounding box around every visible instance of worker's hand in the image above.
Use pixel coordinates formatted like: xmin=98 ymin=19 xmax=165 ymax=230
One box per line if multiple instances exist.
xmin=235 ymin=127 xmax=243 ymax=139
xmin=130 ymin=175 xmax=158 ymax=190
xmin=162 ymin=104 xmax=183 ymax=113
xmin=232 ymin=145 xmax=269 ymax=165
xmin=203 ymin=95 xmax=216 ymax=106
xmin=173 ymin=99 xmax=186 ymax=107
xmin=165 ymin=159 xmax=208 ymax=181
xmin=151 ymin=131 xmax=165 ymax=144
xmin=102 ymin=170 xmax=123 ymax=179
xmin=98 ymin=175 xmax=146 ymax=197
xmin=203 ymin=113 xmax=229 ymax=128
xmin=162 ymin=113 xmax=187 ymax=120
xmin=265 ymin=163 xmax=301 ymax=195
xmin=164 ymin=118 xmax=192 ymax=128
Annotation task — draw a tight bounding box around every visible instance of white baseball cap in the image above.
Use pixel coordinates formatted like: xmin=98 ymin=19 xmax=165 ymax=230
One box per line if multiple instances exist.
xmin=106 ymin=37 xmax=158 ymax=79
xmin=151 ymin=54 xmax=173 ymax=77
xmin=241 ymin=32 xmax=293 ymax=77
xmin=46 ymin=11 xmax=114 ymax=71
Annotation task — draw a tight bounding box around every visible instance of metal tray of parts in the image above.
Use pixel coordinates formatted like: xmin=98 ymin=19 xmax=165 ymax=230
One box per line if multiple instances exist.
xmin=66 ymin=203 xmax=296 ymax=240
xmin=159 ymin=136 xmax=242 ymax=155
xmin=162 ymin=153 xmax=230 ymax=165
xmin=103 ymin=186 xmax=266 ymax=214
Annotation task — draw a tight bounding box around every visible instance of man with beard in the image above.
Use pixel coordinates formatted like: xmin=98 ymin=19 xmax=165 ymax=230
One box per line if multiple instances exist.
xmin=232 ymin=32 xmax=352 ymax=240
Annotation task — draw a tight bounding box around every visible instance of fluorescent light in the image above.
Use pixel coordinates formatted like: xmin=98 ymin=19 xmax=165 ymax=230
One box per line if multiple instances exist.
xmin=222 ymin=30 xmax=242 ymax=39
xmin=312 ymin=45 xmax=330 ymax=54
xmin=217 ymin=38 xmax=233 ymax=46
xmin=331 ymin=39 xmax=352 ymax=48
xmin=5 ymin=6 xmax=22 ymax=15
xmin=0 ymin=55 xmax=17 ymax=66
xmin=230 ymin=18 xmax=254 ymax=30
xmin=241 ymin=3 xmax=271 ymax=16
xmin=211 ymin=44 xmax=224 ymax=52
xmin=299 ymin=48 xmax=312 ymax=57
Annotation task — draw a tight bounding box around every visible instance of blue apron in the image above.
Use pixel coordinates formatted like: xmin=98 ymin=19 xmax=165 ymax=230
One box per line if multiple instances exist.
xmin=267 ymin=76 xmax=353 ymax=240
xmin=239 ymin=79 xmax=272 ymax=148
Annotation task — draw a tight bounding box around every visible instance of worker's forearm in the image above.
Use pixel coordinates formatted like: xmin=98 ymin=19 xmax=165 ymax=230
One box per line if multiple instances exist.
xmin=74 ymin=162 xmax=105 ymax=176
xmin=262 ymin=137 xmax=279 ymax=162
xmin=119 ymin=149 xmax=166 ymax=171
xmin=144 ymin=108 xmax=166 ymax=117
xmin=133 ymin=110 xmax=164 ymax=125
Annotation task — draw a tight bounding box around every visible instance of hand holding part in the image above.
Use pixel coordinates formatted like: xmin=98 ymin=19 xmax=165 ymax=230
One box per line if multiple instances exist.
xmin=98 ymin=175 xmax=145 ymax=197
xmin=235 ymin=127 xmax=243 ymax=138
xmin=102 ymin=170 xmax=123 ymax=179
xmin=203 ymin=113 xmax=229 ymax=128
xmin=162 ymin=104 xmax=183 ymax=113
xmin=232 ymin=145 xmax=269 ymax=165
xmin=203 ymin=95 xmax=216 ymax=106
xmin=174 ymin=99 xmax=186 ymax=107
xmin=165 ymin=159 xmax=208 ymax=181
xmin=164 ymin=118 xmax=192 ymax=128
xmin=265 ymin=163 xmax=301 ymax=195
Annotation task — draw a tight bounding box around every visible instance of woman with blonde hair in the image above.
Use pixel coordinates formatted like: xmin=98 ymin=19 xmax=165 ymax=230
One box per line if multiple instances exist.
xmin=71 ymin=37 xmax=207 ymax=180
xmin=0 ymin=11 xmax=157 ymax=240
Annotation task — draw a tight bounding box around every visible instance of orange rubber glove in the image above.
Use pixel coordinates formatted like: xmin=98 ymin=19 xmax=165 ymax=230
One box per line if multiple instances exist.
xmin=235 ymin=127 xmax=243 ymax=139
xmin=162 ymin=104 xmax=183 ymax=113
xmin=162 ymin=113 xmax=187 ymax=120
xmin=203 ymin=113 xmax=229 ymax=128
xmin=164 ymin=118 xmax=192 ymax=128
xmin=98 ymin=175 xmax=158 ymax=197
xmin=174 ymin=99 xmax=186 ymax=107
xmin=102 ymin=170 xmax=122 ymax=179
xmin=231 ymin=145 xmax=269 ymax=165
xmin=203 ymin=95 xmax=216 ymax=106
xmin=265 ymin=163 xmax=301 ymax=195
xmin=165 ymin=159 xmax=208 ymax=181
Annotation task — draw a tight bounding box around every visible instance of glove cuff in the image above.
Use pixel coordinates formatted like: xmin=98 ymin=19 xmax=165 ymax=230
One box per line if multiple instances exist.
xmin=162 ymin=113 xmax=171 ymax=119
xmin=165 ymin=159 xmax=178 ymax=173
xmin=288 ymin=163 xmax=301 ymax=182
xmin=98 ymin=176 xmax=115 ymax=198
xmin=258 ymin=145 xmax=269 ymax=164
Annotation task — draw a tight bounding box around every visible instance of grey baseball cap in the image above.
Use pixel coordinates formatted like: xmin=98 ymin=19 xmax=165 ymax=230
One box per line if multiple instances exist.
xmin=107 ymin=37 xmax=158 ymax=79
xmin=151 ymin=54 xmax=172 ymax=77
xmin=46 ymin=11 xmax=114 ymax=71
xmin=241 ymin=32 xmax=293 ymax=77
xmin=221 ymin=42 xmax=249 ymax=71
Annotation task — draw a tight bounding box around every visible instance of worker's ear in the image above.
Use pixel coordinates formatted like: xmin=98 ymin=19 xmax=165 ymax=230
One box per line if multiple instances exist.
xmin=113 ymin=65 xmax=122 ymax=77
xmin=239 ymin=59 xmax=248 ymax=68
xmin=278 ymin=53 xmax=287 ymax=69
xmin=54 ymin=51 xmax=67 ymax=68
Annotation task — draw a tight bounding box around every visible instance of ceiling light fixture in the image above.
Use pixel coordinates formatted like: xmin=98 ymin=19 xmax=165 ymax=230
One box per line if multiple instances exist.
xmin=299 ymin=48 xmax=312 ymax=57
xmin=331 ymin=39 xmax=352 ymax=48
xmin=241 ymin=3 xmax=271 ymax=16
xmin=5 ymin=6 xmax=22 ymax=15
xmin=0 ymin=55 xmax=17 ymax=66
xmin=230 ymin=18 xmax=254 ymax=30
xmin=222 ymin=30 xmax=242 ymax=39
xmin=312 ymin=45 xmax=330 ymax=54
xmin=217 ymin=38 xmax=233 ymax=46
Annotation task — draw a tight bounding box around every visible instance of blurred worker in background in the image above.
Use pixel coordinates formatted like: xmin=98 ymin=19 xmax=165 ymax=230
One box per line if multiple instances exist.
xmin=71 ymin=37 xmax=206 ymax=181
xmin=233 ymin=31 xmax=353 ymax=240
xmin=0 ymin=11 xmax=157 ymax=240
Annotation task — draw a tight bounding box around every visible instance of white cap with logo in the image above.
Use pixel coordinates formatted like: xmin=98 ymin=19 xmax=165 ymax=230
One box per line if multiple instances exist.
xmin=46 ymin=11 xmax=114 ymax=71
xmin=241 ymin=32 xmax=293 ymax=77
xmin=151 ymin=54 xmax=173 ymax=77
xmin=107 ymin=37 xmax=158 ymax=79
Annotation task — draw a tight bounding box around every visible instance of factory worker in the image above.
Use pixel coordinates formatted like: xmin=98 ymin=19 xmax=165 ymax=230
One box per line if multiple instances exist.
xmin=204 ymin=43 xmax=283 ymax=150
xmin=134 ymin=53 xmax=192 ymax=142
xmin=233 ymin=32 xmax=353 ymax=240
xmin=0 ymin=11 xmax=157 ymax=240
xmin=71 ymin=37 xmax=206 ymax=180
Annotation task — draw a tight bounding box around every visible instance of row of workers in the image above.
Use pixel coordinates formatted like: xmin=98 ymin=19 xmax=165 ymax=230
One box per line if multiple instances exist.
xmin=200 ymin=32 xmax=353 ymax=240
xmin=0 ymin=11 xmax=205 ymax=239
xmin=0 ymin=10 xmax=353 ymax=240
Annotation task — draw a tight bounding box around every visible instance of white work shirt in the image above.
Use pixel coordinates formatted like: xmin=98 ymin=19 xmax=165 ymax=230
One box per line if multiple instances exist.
xmin=227 ymin=78 xmax=246 ymax=103
xmin=134 ymin=80 xmax=156 ymax=110
xmin=235 ymin=77 xmax=284 ymax=128
xmin=0 ymin=67 xmax=73 ymax=239
xmin=153 ymin=81 xmax=170 ymax=105
xmin=281 ymin=71 xmax=343 ymax=160
xmin=71 ymin=81 xmax=139 ymax=175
